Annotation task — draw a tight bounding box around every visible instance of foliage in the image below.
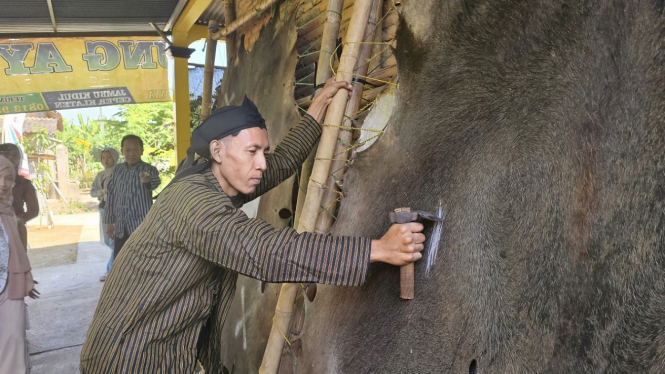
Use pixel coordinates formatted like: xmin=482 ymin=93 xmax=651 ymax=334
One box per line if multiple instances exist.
xmin=20 ymin=127 xmax=52 ymax=199
xmin=56 ymin=102 xmax=177 ymax=191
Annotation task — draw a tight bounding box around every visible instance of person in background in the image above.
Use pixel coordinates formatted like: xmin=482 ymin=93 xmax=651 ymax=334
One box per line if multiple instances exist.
xmin=0 ymin=155 xmax=39 ymax=374
xmin=104 ymin=135 xmax=161 ymax=258
xmin=0 ymin=144 xmax=39 ymax=250
xmin=90 ymin=147 xmax=119 ymax=282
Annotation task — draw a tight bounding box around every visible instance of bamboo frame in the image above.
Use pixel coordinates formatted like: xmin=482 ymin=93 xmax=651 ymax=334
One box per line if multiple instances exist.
xmin=294 ymin=0 xmax=345 ymax=239
xmin=314 ymin=0 xmax=383 ymax=233
xmin=259 ymin=0 xmax=376 ymax=372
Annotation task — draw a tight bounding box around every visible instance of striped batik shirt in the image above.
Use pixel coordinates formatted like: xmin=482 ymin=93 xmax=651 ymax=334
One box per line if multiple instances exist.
xmin=103 ymin=160 xmax=161 ymax=238
xmin=80 ymin=114 xmax=372 ymax=374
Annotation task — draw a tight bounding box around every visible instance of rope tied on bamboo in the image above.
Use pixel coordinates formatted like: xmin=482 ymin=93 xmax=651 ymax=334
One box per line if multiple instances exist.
xmin=329 ymin=41 xmax=398 ymax=87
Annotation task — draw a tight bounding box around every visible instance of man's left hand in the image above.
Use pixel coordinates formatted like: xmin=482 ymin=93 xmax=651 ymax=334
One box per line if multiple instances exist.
xmin=306 ymin=77 xmax=353 ymax=122
xmin=140 ymin=172 xmax=151 ymax=184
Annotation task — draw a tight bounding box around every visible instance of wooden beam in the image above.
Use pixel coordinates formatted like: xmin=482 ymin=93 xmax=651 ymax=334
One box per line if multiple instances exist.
xmin=172 ymin=0 xmax=213 ymax=163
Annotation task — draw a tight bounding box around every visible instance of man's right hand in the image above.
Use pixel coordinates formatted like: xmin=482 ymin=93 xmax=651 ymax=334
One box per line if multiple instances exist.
xmin=370 ymin=223 xmax=426 ymax=266
xmin=106 ymin=224 xmax=114 ymax=238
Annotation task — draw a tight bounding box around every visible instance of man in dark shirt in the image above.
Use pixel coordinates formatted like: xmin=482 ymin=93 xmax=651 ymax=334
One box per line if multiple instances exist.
xmin=104 ymin=135 xmax=161 ymax=258
xmin=81 ymin=80 xmax=425 ymax=373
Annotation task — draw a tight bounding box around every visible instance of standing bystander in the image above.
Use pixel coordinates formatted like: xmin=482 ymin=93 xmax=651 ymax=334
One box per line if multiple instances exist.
xmin=90 ymin=147 xmax=119 ymax=281
xmin=0 ymin=144 xmax=39 ymax=250
xmin=104 ymin=135 xmax=160 ymax=258
xmin=0 ymin=155 xmax=39 ymax=374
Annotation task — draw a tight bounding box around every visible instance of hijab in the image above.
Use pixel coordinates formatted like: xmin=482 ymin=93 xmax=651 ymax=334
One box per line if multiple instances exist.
xmin=99 ymin=147 xmax=119 ymax=186
xmin=0 ymin=156 xmax=33 ymax=299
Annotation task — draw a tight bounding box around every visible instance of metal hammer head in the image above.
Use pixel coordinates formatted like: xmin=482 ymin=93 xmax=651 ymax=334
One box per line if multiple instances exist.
xmin=389 ymin=208 xmax=443 ymax=224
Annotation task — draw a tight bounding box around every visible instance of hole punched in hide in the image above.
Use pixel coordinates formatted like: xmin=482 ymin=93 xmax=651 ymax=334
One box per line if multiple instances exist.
xmin=278 ymin=208 xmax=293 ymax=220
xmin=469 ymin=359 xmax=477 ymax=374
xmin=305 ymin=283 xmax=317 ymax=302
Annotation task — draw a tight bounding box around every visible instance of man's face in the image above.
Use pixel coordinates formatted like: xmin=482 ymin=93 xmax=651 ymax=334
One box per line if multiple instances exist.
xmin=213 ymin=127 xmax=270 ymax=196
xmin=122 ymin=139 xmax=143 ymax=166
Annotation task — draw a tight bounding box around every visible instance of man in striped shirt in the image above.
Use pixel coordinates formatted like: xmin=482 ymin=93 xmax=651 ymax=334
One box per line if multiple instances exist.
xmin=103 ymin=135 xmax=161 ymax=258
xmin=81 ymin=80 xmax=425 ymax=374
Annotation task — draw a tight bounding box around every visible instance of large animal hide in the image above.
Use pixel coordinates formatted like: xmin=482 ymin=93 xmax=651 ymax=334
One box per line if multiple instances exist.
xmin=296 ymin=1 xmax=665 ymax=373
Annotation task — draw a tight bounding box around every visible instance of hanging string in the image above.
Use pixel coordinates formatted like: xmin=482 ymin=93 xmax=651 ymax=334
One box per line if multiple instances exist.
xmin=297 ymin=9 xmax=343 ymax=30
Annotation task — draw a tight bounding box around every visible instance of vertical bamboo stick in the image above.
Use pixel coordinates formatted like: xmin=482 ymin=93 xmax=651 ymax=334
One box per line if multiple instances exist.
xmin=294 ymin=0 xmax=345 ymax=228
xmin=224 ymin=0 xmax=237 ymax=61
xmin=201 ymin=20 xmax=218 ymax=120
xmin=314 ymin=0 xmax=383 ymax=234
xmin=259 ymin=1 xmax=375 ymax=373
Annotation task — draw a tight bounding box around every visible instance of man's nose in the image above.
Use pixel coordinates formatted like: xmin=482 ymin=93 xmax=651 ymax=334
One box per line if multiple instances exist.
xmin=256 ymin=153 xmax=267 ymax=171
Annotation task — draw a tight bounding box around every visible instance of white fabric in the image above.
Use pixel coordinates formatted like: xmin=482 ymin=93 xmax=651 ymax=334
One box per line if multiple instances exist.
xmin=0 ymin=219 xmax=10 ymax=294
xmin=0 ymin=287 xmax=29 ymax=373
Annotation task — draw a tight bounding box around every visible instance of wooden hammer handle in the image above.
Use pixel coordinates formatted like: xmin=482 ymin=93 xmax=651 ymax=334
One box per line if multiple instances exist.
xmin=392 ymin=207 xmax=415 ymax=300
xmin=400 ymin=263 xmax=415 ymax=300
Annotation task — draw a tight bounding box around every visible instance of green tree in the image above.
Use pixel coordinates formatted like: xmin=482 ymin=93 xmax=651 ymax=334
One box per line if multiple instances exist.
xmin=57 ymin=102 xmax=177 ymax=193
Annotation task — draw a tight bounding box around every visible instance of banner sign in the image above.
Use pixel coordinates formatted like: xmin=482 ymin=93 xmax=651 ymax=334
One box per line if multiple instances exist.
xmin=0 ymin=37 xmax=170 ymax=114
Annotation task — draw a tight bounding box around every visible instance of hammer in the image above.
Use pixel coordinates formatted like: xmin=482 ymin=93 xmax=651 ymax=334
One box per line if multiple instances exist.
xmin=389 ymin=207 xmax=443 ymax=300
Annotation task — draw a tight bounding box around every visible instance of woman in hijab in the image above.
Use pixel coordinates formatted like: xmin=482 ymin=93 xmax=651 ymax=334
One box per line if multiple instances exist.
xmin=90 ymin=147 xmax=119 ymax=282
xmin=0 ymin=143 xmax=39 ymax=250
xmin=0 ymin=155 xmax=39 ymax=374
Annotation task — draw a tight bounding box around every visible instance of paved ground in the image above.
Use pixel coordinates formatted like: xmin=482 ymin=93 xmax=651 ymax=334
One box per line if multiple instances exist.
xmin=26 ymin=212 xmax=109 ymax=374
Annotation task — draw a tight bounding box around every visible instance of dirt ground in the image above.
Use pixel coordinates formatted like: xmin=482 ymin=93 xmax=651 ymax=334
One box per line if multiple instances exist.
xmin=27 ymin=225 xmax=83 ymax=268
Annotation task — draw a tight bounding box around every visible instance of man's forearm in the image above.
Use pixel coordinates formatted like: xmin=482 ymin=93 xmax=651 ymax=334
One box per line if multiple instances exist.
xmin=306 ymin=100 xmax=328 ymax=123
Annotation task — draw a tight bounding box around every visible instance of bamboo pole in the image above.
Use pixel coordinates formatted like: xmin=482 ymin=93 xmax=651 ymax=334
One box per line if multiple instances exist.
xmin=293 ymin=0 xmax=345 ymax=236
xmin=201 ymin=20 xmax=218 ymax=120
xmin=259 ymin=1 xmax=375 ymax=372
xmin=314 ymin=0 xmax=383 ymax=234
xmin=224 ymin=0 xmax=237 ymax=61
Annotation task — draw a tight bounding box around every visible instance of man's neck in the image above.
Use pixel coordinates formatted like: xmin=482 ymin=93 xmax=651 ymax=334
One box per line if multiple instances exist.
xmin=126 ymin=159 xmax=141 ymax=168
xmin=210 ymin=163 xmax=238 ymax=197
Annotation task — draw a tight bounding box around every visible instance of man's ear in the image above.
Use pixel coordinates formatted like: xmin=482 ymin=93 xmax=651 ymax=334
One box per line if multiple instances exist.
xmin=209 ymin=140 xmax=224 ymax=163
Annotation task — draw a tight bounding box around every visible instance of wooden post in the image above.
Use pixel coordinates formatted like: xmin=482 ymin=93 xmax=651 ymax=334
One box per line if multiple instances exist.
xmin=314 ymin=0 xmax=383 ymax=234
xmin=201 ymin=20 xmax=218 ymax=120
xmin=259 ymin=0 xmax=376 ymax=372
xmin=294 ymin=0 xmax=345 ymax=233
xmin=224 ymin=0 xmax=236 ymax=61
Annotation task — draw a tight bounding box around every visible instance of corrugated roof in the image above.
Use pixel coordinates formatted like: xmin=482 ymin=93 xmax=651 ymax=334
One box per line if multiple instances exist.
xmin=0 ymin=0 xmax=182 ymax=35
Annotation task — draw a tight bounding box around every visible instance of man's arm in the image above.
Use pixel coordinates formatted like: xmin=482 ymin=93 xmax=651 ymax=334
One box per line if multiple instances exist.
xmin=103 ymin=172 xmax=116 ymax=225
xmin=148 ymin=165 xmax=161 ymax=190
xmin=185 ymin=198 xmax=371 ymax=285
xmin=139 ymin=165 xmax=161 ymax=191
xmin=174 ymin=184 xmax=425 ymax=285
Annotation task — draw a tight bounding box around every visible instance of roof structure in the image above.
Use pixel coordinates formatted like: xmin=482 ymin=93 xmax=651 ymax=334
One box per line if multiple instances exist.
xmin=0 ymin=0 xmax=189 ymax=36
